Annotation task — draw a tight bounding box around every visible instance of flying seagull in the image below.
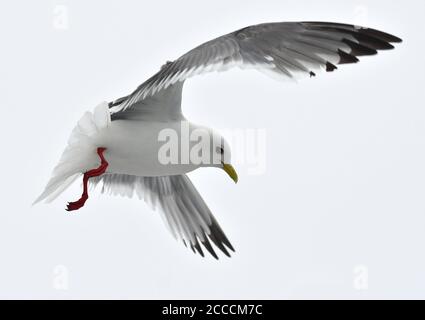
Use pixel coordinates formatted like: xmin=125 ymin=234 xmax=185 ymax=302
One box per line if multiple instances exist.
xmin=34 ymin=21 xmax=401 ymax=259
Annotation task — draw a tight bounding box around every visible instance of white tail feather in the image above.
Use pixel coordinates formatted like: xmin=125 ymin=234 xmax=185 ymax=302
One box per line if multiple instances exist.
xmin=33 ymin=102 xmax=111 ymax=205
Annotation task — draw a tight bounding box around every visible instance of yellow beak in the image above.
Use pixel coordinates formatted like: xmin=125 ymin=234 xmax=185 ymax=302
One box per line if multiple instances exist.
xmin=222 ymin=163 xmax=238 ymax=184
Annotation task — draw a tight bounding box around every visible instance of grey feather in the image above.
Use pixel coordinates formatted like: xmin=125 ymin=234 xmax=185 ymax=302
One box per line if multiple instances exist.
xmin=90 ymin=173 xmax=234 ymax=259
xmin=110 ymin=21 xmax=401 ymax=115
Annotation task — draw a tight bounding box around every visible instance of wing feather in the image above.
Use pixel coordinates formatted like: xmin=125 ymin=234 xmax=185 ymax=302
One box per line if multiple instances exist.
xmin=90 ymin=173 xmax=234 ymax=259
xmin=110 ymin=21 xmax=401 ymax=118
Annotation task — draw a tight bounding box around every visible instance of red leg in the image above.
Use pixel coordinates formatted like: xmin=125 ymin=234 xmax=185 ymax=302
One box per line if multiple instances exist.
xmin=66 ymin=147 xmax=108 ymax=211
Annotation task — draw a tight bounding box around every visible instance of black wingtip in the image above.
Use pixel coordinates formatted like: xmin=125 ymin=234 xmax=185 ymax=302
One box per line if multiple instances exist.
xmin=201 ymin=237 xmax=219 ymax=260
xmin=342 ymin=39 xmax=378 ymax=56
xmin=210 ymin=218 xmax=235 ymax=253
xmin=302 ymin=21 xmax=402 ymax=44
xmin=337 ymin=49 xmax=359 ymax=64
xmin=360 ymin=28 xmax=403 ymax=43
xmin=391 ymin=36 xmax=403 ymax=43
xmin=302 ymin=22 xmax=400 ymax=51
xmin=191 ymin=238 xmax=205 ymax=257
xmin=185 ymin=226 xmax=234 ymax=260
xmin=326 ymin=62 xmax=338 ymax=72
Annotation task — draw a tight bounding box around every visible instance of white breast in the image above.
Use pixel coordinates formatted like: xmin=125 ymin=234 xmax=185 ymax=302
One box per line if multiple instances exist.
xmin=95 ymin=119 xmax=202 ymax=177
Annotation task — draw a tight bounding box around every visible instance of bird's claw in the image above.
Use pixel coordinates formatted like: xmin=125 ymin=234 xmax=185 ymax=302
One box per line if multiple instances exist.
xmin=66 ymin=196 xmax=88 ymax=211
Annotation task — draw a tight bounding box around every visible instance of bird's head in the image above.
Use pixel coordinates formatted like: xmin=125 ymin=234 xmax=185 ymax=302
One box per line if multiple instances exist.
xmin=200 ymin=129 xmax=238 ymax=184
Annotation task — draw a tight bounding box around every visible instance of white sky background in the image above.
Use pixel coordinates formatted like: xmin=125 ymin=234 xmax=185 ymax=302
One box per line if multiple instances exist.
xmin=0 ymin=0 xmax=423 ymax=299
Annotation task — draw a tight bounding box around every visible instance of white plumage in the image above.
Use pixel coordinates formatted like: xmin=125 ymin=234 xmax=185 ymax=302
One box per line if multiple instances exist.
xmin=35 ymin=21 xmax=401 ymax=258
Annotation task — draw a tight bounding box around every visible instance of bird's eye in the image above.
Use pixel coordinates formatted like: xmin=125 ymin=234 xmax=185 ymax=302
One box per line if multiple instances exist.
xmin=216 ymin=146 xmax=224 ymax=154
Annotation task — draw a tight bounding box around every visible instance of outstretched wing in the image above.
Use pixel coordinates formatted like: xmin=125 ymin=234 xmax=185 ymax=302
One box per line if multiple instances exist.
xmin=90 ymin=173 xmax=235 ymax=259
xmin=111 ymin=21 xmax=401 ymax=114
xmin=110 ymin=81 xmax=185 ymax=122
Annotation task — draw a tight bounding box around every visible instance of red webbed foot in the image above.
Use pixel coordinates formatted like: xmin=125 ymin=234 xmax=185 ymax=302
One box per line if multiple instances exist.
xmin=65 ymin=147 xmax=108 ymax=212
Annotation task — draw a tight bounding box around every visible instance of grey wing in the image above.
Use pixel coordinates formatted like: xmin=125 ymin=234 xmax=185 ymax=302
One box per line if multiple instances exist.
xmin=90 ymin=173 xmax=234 ymax=259
xmin=110 ymin=81 xmax=185 ymax=122
xmin=111 ymin=21 xmax=401 ymax=114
